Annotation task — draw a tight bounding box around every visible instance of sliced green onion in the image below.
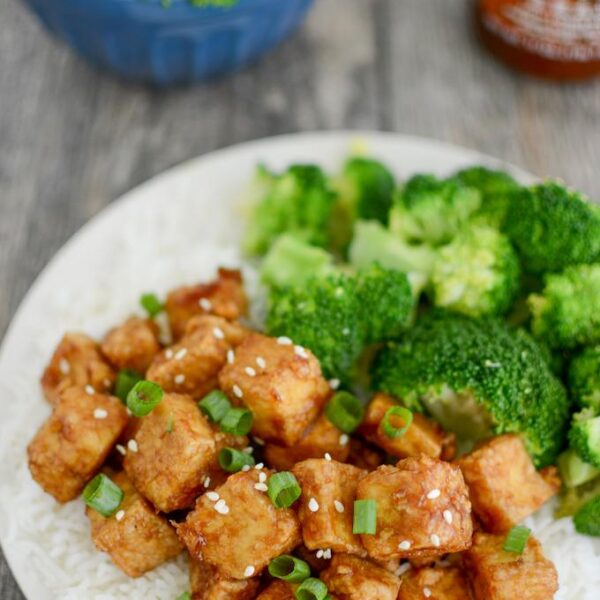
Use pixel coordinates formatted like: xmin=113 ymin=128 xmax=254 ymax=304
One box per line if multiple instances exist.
xmin=220 ymin=407 xmax=253 ymax=436
xmin=83 ymin=473 xmax=124 ymax=517
xmin=295 ymin=578 xmax=328 ymax=600
xmin=381 ymin=406 xmax=413 ymax=439
xmin=268 ymin=472 xmax=302 ymax=508
xmin=325 ymin=391 xmax=364 ymax=434
xmin=166 ymin=414 xmax=174 ymax=433
xmin=140 ymin=293 xmax=163 ymax=317
xmin=176 ymin=593 xmax=191 ymax=600
xmin=503 ymin=525 xmax=531 ymax=554
xmin=353 ymin=499 xmax=377 ymax=534
xmin=199 ymin=390 xmax=231 ymax=423
xmin=114 ymin=369 xmax=143 ymax=403
xmin=268 ymin=555 xmax=311 ymax=583
xmin=219 ymin=447 xmax=255 ymax=473
xmin=126 ymin=380 xmax=164 ymax=417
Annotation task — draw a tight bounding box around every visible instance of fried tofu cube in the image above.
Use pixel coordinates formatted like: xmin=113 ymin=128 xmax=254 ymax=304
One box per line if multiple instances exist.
xmin=123 ymin=393 xmax=218 ymax=512
xmin=456 ymin=435 xmax=560 ymax=533
xmin=359 ymin=393 xmax=453 ymax=460
xmin=218 ymin=333 xmax=330 ymax=446
xmin=347 ymin=438 xmax=384 ymax=472
xmin=177 ymin=470 xmax=301 ymax=580
xmin=256 ymin=581 xmax=297 ymax=600
xmin=292 ymin=459 xmax=366 ymax=556
xmin=166 ymin=268 xmax=248 ymax=340
xmin=398 ymin=566 xmax=473 ymax=600
xmin=264 ymin=414 xmax=350 ymax=471
xmin=41 ymin=333 xmax=115 ymax=405
xmin=463 ymin=531 xmax=558 ymax=600
xmin=101 ymin=317 xmax=161 ymax=373
xmin=147 ymin=315 xmax=247 ymax=400
xmin=321 ymin=554 xmax=401 ymax=600
xmin=86 ymin=471 xmax=183 ymax=577
xmin=27 ymin=387 xmax=128 ymax=502
xmin=356 ymin=456 xmax=473 ymax=562
xmin=190 ymin=556 xmax=260 ymax=600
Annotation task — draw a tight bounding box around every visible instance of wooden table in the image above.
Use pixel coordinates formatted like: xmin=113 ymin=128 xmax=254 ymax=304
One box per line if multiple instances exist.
xmin=1 ymin=0 xmax=599 ymax=597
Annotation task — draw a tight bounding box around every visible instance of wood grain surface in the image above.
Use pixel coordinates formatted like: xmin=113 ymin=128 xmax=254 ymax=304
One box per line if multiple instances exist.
xmin=1 ymin=0 xmax=599 ymax=597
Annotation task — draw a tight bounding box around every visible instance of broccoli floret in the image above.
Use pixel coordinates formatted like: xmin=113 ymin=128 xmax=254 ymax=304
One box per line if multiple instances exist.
xmin=389 ymin=174 xmax=481 ymax=246
xmin=528 ymin=264 xmax=600 ymax=349
xmin=452 ymin=166 xmax=521 ymax=228
xmin=330 ymin=157 xmax=395 ymax=252
xmin=503 ymin=182 xmax=600 ymax=273
xmin=265 ymin=273 xmax=364 ymax=382
xmin=574 ymin=495 xmax=600 ymax=536
xmin=373 ymin=310 xmax=570 ymax=467
xmin=356 ymin=264 xmax=414 ymax=344
xmin=558 ymin=449 xmax=600 ymax=489
xmin=430 ymin=226 xmax=521 ymax=317
xmin=569 ymin=347 xmax=600 ymax=413
xmin=260 ymin=234 xmax=335 ymax=289
xmin=243 ymin=164 xmax=335 ymax=255
xmin=569 ymin=409 xmax=600 ymax=469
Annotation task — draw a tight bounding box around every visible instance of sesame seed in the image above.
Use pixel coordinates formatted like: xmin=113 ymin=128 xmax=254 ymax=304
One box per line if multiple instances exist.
xmin=256 ymin=356 xmax=266 ymax=369
xmin=165 ymin=349 xmax=174 ymax=359
xmin=174 ymin=374 xmax=186 ymax=384
xmin=245 ymin=366 xmax=256 ymax=377
xmin=277 ymin=336 xmax=293 ymax=346
xmin=227 ymin=349 xmax=235 ymax=364
xmin=427 ymin=488 xmax=441 ymax=500
xmin=175 ymin=348 xmax=188 ymax=360
xmin=339 ymin=434 xmax=349 ymax=446
xmin=395 ymin=563 xmax=412 ymax=577
xmin=58 ymin=358 xmax=70 ymax=375
xmin=253 ymin=437 xmax=265 ymax=446
xmin=329 ymin=378 xmax=340 ymax=390
xmin=443 ymin=510 xmax=453 ymax=524
xmin=334 ymin=500 xmax=345 ymax=513
xmin=430 ymin=534 xmax=441 ymax=547
xmin=316 ymin=549 xmax=324 ymax=559
xmin=213 ymin=327 xmax=225 ymax=340
xmin=233 ymin=385 xmax=243 ymax=398
xmin=324 ymin=452 xmax=332 ymax=461
xmin=323 ymin=549 xmax=332 ymax=559
xmin=203 ymin=477 xmax=211 ymax=488
xmin=199 ymin=298 xmax=212 ymax=311
xmin=115 ymin=510 xmax=125 ymax=522
xmin=206 ymin=491 xmax=220 ymax=501
xmin=214 ymin=499 xmax=229 ymax=514
xmin=294 ymin=345 xmax=308 ymax=359
xmin=398 ymin=540 xmax=412 ymax=551
xmin=255 ymin=463 xmax=264 ymax=470
xmin=254 ymin=483 xmax=268 ymax=492
xmin=85 ymin=385 xmax=95 ymax=396
xmin=241 ymin=465 xmax=251 ymax=472
xmin=243 ymin=446 xmax=254 ymax=454
xmin=423 ymin=587 xmax=432 ymax=598
xmin=93 ymin=408 xmax=108 ymax=420
xmin=308 ymin=498 xmax=320 ymax=512
xmin=244 ymin=566 xmax=255 ymax=578
xmin=258 ymin=472 xmax=267 ymax=483
xmin=127 ymin=439 xmax=138 ymax=453
xmin=116 ymin=444 xmax=126 ymax=456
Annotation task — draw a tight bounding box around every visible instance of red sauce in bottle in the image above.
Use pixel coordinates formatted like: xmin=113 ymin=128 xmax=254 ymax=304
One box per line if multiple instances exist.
xmin=476 ymin=0 xmax=600 ymax=80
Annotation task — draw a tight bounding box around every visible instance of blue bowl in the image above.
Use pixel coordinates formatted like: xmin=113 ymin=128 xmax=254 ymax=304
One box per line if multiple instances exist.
xmin=23 ymin=0 xmax=315 ymax=85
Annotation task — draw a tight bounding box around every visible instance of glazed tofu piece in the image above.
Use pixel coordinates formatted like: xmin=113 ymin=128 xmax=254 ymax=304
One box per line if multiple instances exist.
xmin=189 ymin=556 xmax=260 ymax=600
xmin=27 ymin=387 xmax=128 ymax=502
xmin=264 ymin=414 xmax=350 ymax=471
xmin=41 ymin=332 xmax=114 ymax=405
xmin=321 ymin=554 xmax=401 ymax=600
xmin=86 ymin=471 xmax=183 ymax=577
xmin=101 ymin=317 xmax=161 ymax=373
xmin=292 ymin=459 xmax=366 ymax=556
xmin=356 ymin=456 xmax=473 ymax=562
xmin=398 ymin=566 xmax=473 ymax=600
xmin=147 ymin=315 xmax=247 ymax=399
xmin=464 ymin=531 xmax=558 ymax=600
xmin=166 ymin=268 xmax=248 ymax=340
xmin=347 ymin=438 xmax=384 ymax=472
xmin=358 ymin=393 xmax=454 ymax=460
xmin=218 ymin=332 xmax=330 ymax=446
xmin=456 ymin=435 xmax=560 ymax=533
xmin=256 ymin=581 xmax=297 ymax=600
xmin=123 ymin=393 xmax=218 ymax=512
xmin=177 ymin=469 xmax=301 ymax=580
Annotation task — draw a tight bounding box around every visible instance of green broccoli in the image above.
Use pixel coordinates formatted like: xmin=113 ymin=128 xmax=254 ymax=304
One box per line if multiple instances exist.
xmin=452 ymin=166 xmax=521 ymax=228
xmin=558 ymin=449 xmax=600 ymax=489
xmin=569 ymin=409 xmax=600 ymax=469
xmin=330 ymin=157 xmax=396 ymax=252
xmin=243 ymin=164 xmax=336 ymax=256
xmin=503 ymin=182 xmax=600 ymax=273
xmin=430 ymin=225 xmax=521 ymax=317
xmin=573 ymin=495 xmax=600 ymax=536
xmin=373 ymin=310 xmax=570 ymax=467
xmin=569 ymin=346 xmax=600 ymax=412
xmin=528 ymin=264 xmax=600 ymax=349
xmin=389 ymin=174 xmax=481 ymax=246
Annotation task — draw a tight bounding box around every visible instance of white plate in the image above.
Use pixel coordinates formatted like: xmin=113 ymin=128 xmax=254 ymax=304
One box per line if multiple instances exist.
xmin=0 ymin=131 xmax=589 ymax=600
